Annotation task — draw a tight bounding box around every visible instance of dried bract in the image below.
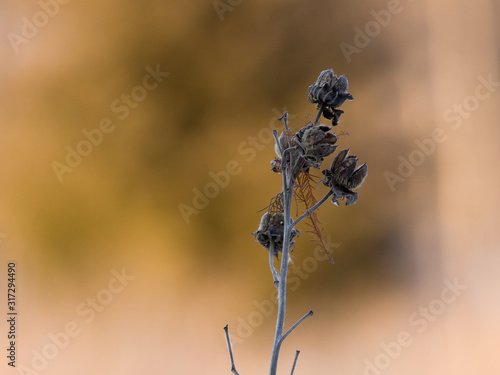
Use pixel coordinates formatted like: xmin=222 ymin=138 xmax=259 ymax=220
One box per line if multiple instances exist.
xmin=252 ymin=212 xmax=298 ymax=258
xmin=271 ymin=158 xmax=282 ymax=173
xmin=308 ymin=69 xmax=353 ymax=126
xmin=322 ymin=149 xmax=367 ymax=206
xmin=274 ymin=128 xmax=295 ymax=159
xmin=294 ymin=124 xmax=338 ymax=169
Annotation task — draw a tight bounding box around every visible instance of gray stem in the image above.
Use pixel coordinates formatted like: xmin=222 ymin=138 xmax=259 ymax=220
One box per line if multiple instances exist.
xmin=224 ymin=325 xmax=240 ymax=375
xmin=292 ymin=190 xmax=333 ymax=227
xmin=290 ymin=351 xmax=300 ymax=375
xmin=313 ymin=103 xmax=324 ymax=126
xmin=269 ymin=137 xmax=295 ymax=375
xmin=269 ymin=242 xmax=279 ymax=287
xmin=280 ymin=309 xmax=314 ymax=344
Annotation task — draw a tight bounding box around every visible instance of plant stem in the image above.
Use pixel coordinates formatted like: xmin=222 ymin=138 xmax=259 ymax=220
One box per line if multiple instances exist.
xmin=269 ymin=242 xmax=279 ymax=287
xmin=280 ymin=309 xmax=314 ymax=344
xmin=292 ymin=190 xmax=333 ymax=227
xmin=269 ymin=143 xmax=295 ymax=375
xmin=290 ymin=351 xmax=300 ymax=375
xmin=313 ymin=103 xmax=324 ymax=126
xmin=223 ymin=325 xmax=240 ymax=375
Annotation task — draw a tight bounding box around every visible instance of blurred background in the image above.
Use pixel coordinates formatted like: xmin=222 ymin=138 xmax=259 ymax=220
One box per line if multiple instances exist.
xmin=1 ymin=0 xmax=499 ymax=374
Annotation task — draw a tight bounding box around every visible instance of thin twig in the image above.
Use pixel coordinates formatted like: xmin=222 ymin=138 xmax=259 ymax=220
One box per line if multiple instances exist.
xmin=290 ymin=351 xmax=300 ymax=375
xmin=224 ymin=325 xmax=240 ymax=375
xmin=279 ymin=111 xmax=289 ymax=129
xmin=313 ymin=103 xmax=324 ymax=126
xmin=269 ymin=242 xmax=279 ymax=287
xmin=280 ymin=310 xmax=314 ymax=344
xmin=292 ymin=190 xmax=333 ymax=227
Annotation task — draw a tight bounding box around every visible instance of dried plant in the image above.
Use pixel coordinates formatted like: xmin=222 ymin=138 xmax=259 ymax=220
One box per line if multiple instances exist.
xmin=224 ymin=69 xmax=368 ymax=375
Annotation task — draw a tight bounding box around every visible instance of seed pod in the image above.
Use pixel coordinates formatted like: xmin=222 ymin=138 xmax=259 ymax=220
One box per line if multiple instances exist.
xmin=308 ymin=69 xmax=353 ymax=126
xmin=252 ymin=212 xmax=299 ymax=258
xmin=295 ymin=124 xmax=338 ymax=168
xmin=322 ymin=149 xmax=368 ymax=206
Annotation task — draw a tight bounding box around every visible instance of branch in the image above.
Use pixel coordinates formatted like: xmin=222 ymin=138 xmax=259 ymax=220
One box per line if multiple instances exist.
xmin=290 ymin=351 xmax=300 ymax=375
xmin=292 ymin=190 xmax=333 ymax=227
xmin=224 ymin=325 xmax=240 ymax=375
xmin=280 ymin=309 xmax=314 ymax=345
xmin=269 ymin=152 xmax=295 ymax=375
xmin=279 ymin=111 xmax=289 ymax=129
xmin=269 ymin=243 xmax=279 ymax=287
xmin=313 ymin=103 xmax=324 ymax=126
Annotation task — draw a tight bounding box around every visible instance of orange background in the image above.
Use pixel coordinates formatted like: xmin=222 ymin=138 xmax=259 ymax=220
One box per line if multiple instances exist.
xmin=1 ymin=0 xmax=500 ymax=374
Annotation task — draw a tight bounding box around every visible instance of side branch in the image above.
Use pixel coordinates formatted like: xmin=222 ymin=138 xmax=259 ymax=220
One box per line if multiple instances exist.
xmin=292 ymin=190 xmax=333 ymax=227
xmin=280 ymin=309 xmax=314 ymax=345
xmin=224 ymin=325 xmax=240 ymax=375
xmin=290 ymin=351 xmax=300 ymax=375
xmin=269 ymin=243 xmax=279 ymax=287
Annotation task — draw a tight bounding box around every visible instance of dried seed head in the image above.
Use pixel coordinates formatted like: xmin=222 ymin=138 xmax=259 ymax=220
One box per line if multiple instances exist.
xmin=294 ymin=124 xmax=338 ymax=168
xmin=308 ymin=69 xmax=353 ymax=126
xmin=252 ymin=212 xmax=298 ymax=258
xmin=271 ymin=158 xmax=282 ymax=173
xmin=333 ymin=75 xmax=349 ymax=94
xmin=314 ymin=69 xmax=337 ymax=87
xmin=274 ymin=128 xmax=295 ymax=159
xmin=322 ymin=149 xmax=368 ymax=206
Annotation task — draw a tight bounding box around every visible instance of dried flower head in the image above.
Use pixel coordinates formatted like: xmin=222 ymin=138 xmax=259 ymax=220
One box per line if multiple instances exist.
xmin=322 ymin=149 xmax=367 ymax=206
xmin=274 ymin=128 xmax=295 ymax=159
xmin=294 ymin=124 xmax=338 ymax=169
xmin=308 ymin=69 xmax=353 ymax=126
xmin=252 ymin=212 xmax=298 ymax=258
xmin=271 ymin=158 xmax=282 ymax=173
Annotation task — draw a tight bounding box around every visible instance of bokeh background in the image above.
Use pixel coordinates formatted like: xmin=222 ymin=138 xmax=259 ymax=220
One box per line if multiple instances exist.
xmin=1 ymin=0 xmax=500 ymax=374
